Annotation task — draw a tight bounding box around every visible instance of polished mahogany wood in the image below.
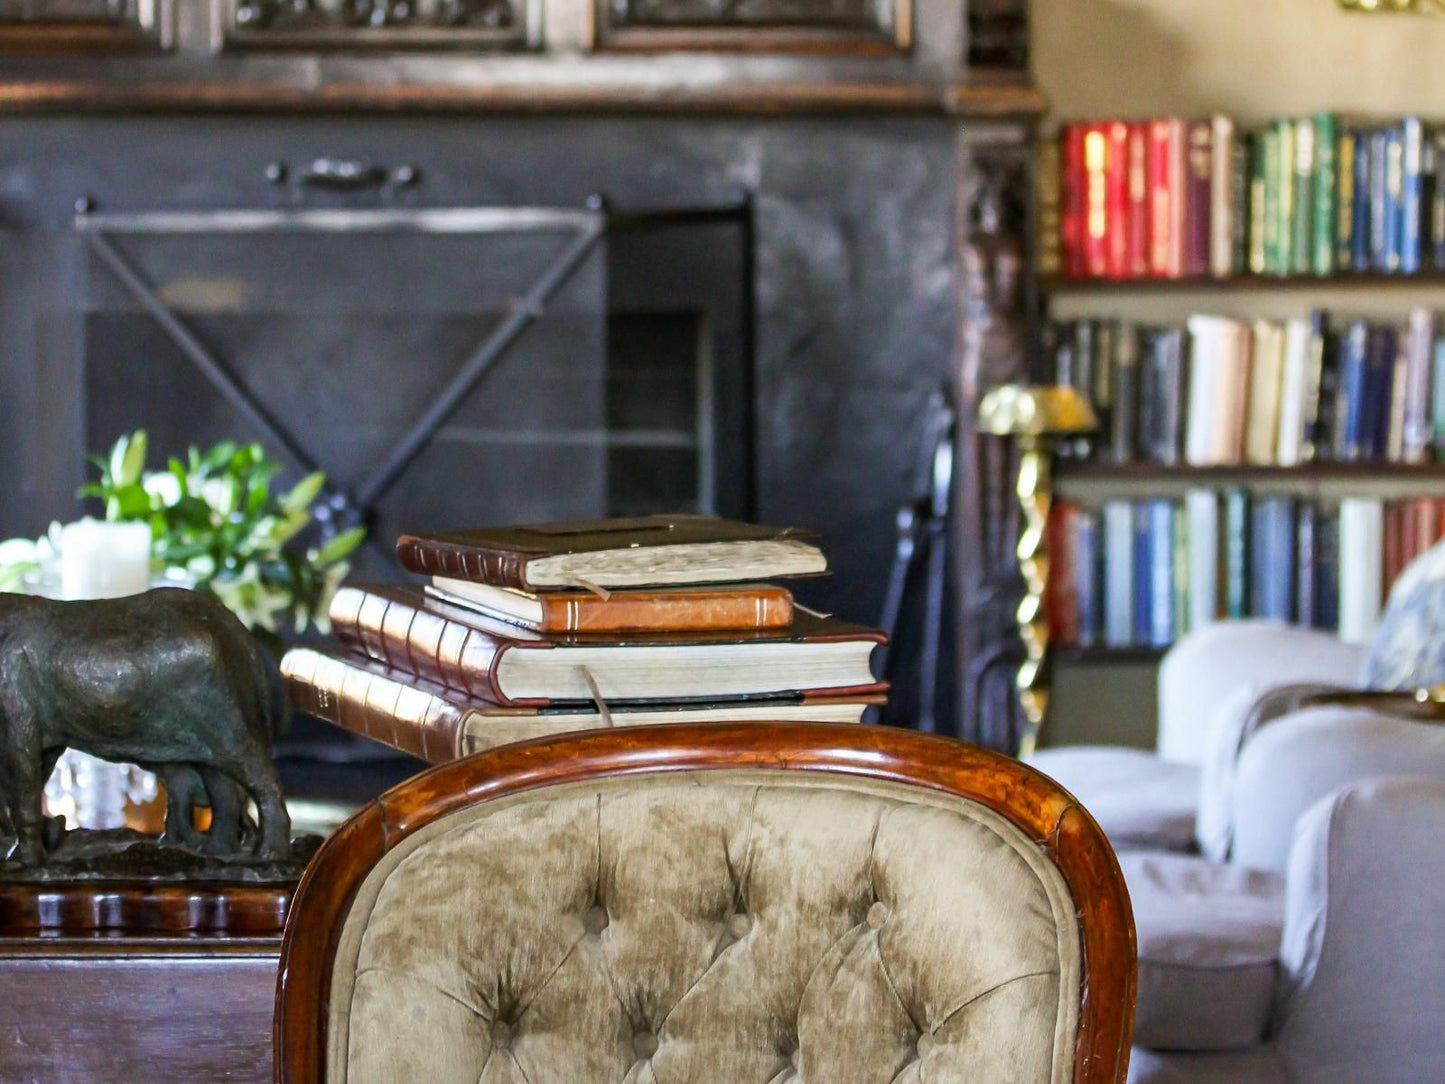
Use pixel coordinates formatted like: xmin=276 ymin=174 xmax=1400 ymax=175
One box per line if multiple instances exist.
xmin=0 ymin=880 xmax=293 ymax=937
xmin=275 ymin=722 xmax=1136 ymax=1083
xmin=0 ymin=937 xmax=279 ymax=1081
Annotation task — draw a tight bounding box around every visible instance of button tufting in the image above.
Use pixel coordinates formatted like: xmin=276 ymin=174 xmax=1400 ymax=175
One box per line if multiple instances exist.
xmin=866 ymin=901 xmax=890 ymax=929
xmin=491 ymin=1020 xmax=513 ymax=1047
xmin=916 ymin=1033 xmax=935 ymax=1058
xmin=727 ymin=912 xmax=752 ymax=939
xmin=632 ymin=1030 xmax=659 ymax=1059
xmin=582 ymin=904 xmax=609 ymax=935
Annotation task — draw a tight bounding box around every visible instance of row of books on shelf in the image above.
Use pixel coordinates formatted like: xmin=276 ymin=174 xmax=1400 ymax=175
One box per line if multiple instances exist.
xmin=1043 ymin=113 xmax=1445 ymax=280
xmin=1046 ymin=493 xmax=1439 ymax=650
xmin=1049 ymin=309 xmax=1445 ymax=466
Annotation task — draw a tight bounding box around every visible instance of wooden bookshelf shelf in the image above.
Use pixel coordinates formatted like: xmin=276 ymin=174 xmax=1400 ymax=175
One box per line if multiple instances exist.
xmin=1055 ymin=461 xmax=1445 ymax=482
xmin=1041 ymin=272 xmax=1445 ymax=294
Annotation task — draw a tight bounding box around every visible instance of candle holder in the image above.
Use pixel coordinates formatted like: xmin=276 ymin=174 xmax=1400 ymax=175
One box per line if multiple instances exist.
xmin=978 ymin=384 xmax=1098 ymax=757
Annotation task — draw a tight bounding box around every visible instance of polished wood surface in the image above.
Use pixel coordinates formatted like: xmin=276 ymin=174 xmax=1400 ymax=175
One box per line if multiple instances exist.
xmin=274 ymin=722 xmax=1137 ymax=1083
xmin=0 ymin=937 xmax=279 ymax=1081
xmin=0 ymin=880 xmax=292 ymax=937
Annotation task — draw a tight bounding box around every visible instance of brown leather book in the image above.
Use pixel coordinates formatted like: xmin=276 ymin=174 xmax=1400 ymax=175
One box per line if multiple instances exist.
xmin=281 ymin=647 xmax=882 ymax=764
xmin=395 ymin=515 xmax=826 ymax=591
xmin=426 ymin=579 xmax=794 ymax=633
xmin=329 ymin=583 xmax=887 ymax=707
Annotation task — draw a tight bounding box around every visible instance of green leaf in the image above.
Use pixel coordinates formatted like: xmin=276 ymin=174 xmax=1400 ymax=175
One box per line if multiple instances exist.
xmin=279 ymin=471 xmax=326 ymax=516
xmin=313 ymin=526 xmax=366 ymax=566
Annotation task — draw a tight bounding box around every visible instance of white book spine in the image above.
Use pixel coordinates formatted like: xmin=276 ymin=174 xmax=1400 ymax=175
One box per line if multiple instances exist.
xmin=1104 ymin=501 xmax=1135 ymax=647
xmin=1338 ymin=497 xmax=1384 ymax=645
xmin=1210 ymin=114 xmax=1235 ymax=278
xmin=1185 ymin=489 xmax=1220 ymax=632
xmin=1276 ymin=319 xmax=1310 ymax=467
xmin=1403 ymin=308 xmax=1435 ymax=463
xmin=1185 ymin=317 xmax=1221 ymax=466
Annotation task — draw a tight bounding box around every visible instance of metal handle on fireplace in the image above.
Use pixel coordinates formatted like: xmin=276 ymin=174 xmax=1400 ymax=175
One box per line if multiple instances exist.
xmin=273 ymin=158 xmax=420 ymax=191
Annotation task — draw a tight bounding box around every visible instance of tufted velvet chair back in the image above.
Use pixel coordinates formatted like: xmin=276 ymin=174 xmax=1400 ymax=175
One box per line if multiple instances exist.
xmin=275 ymin=724 xmax=1135 ymax=1083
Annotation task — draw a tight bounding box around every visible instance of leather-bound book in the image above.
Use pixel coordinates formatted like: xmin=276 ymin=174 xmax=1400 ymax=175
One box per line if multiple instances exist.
xmin=1312 ymin=112 xmax=1337 ymax=275
xmin=395 ymin=515 xmax=825 ymax=591
xmin=427 ymin=580 xmax=794 ymax=633
xmin=1209 ymin=114 xmax=1236 ymax=278
xmin=1184 ymin=118 xmax=1214 ymax=277
xmin=1148 ymin=118 xmax=1185 ymax=277
xmin=1105 ymin=120 xmax=1131 ymax=278
xmin=1082 ymin=122 xmax=1111 ymax=277
xmin=1061 ymin=124 xmax=1087 ymax=277
xmin=1037 ymin=135 xmax=1064 ymax=277
xmin=1125 ymin=121 xmax=1151 ymax=278
xmin=281 ymin=648 xmax=880 ymax=764
xmin=329 ymin=584 xmax=887 ymax=707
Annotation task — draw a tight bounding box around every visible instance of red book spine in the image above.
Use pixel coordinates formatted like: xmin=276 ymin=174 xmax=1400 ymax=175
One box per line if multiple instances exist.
xmin=1401 ymin=499 xmax=1421 ymax=569
xmin=1048 ymin=503 xmax=1081 ymax=645
xmin=1125 ymin=121 xmax=1151 ymax=278
xmin=1061 ymin=125 xmax=1087 ymax=277
xmin=1082 ymin=122 xmax=1110 ymax=278
xmin=1148 ymin=119 xmax=1186 ymax=277
xmin=1184 ymin=119 xmax=1214 ymax=277
xmin=1383 ymin=502 xmax=1406 ymax=597
xmin=1105 ymin=121 xmax=1130 ymax=278
xmin=1415 ymin=496 xmax=1438 ymax=558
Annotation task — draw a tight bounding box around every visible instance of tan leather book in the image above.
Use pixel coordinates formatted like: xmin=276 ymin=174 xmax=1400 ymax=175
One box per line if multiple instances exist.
xmin=329 ymin=584 xmax=887 ymax=707
xmin=281 ymin=647 xmax=881 ymax=764
xmin=395 ymin=515 xmax=826 ymax=591
xmin=427 ymin=579 xmax=793 ymax=633
xmin=1245 ymin=320 xmax=1285 ymax=465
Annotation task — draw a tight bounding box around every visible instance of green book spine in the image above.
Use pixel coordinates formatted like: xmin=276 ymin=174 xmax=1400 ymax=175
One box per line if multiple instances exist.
xmin=1248 ymin=132 xmax=1268 ymax=274
xmin=1225 ymin=487 xmax=1251 ymax=619
xmin=1336 ymin=126 xmax=1356 ymax=271
xmin=1292 ymin=116 xmax=1315 ymax=274
xmin=1277 ymin=119 xmax=1296 ymax=275
xmin=1261 ymin=128 xmax=1281 ymax=274
xmin=1432 ymin=338 xmax=1445 ymax=458
xmin=1313 ymin=112 xmax=1337 ymax=275
xmin=1172 ymin=501 xmax=1190 ymax=642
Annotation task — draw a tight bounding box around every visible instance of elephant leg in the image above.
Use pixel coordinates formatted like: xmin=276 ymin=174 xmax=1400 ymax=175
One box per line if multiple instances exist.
xmin=213 ymin=727 xmax=290 ymax=862
xmin=157 ymin=765 xmax=208 ymax=851
xmin=199 ymin=766 xmax=245 ymax=858
xmin=4 ymin=743 xmax=46 ymax=867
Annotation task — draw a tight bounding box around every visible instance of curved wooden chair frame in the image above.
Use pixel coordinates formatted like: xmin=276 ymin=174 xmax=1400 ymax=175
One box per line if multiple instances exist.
xmin=274 ymin=722 xmax=1136 ymax=1082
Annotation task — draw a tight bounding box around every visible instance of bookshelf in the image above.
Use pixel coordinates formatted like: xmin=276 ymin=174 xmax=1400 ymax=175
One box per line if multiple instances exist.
xmin=1044 ymin=273 xmax=1445 ymax=294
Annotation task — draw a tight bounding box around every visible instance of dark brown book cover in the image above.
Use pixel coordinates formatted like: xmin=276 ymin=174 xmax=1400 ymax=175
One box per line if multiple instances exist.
xmin=430 ymin=581 xmax=795 ymax=633
xmin=1184 ymin=119 xmax=1214 ymax=277
xmin=329 ymin=583 xmax=888 ymax=707
xmin=282 ymin=646 xmax=884 ymax=764
xmin=396 ymin=515 xmax=823 ymax=590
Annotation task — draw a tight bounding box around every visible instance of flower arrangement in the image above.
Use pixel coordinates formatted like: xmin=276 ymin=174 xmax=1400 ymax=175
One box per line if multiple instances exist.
xmin=0 ymin=431 xmax=364 ymax=642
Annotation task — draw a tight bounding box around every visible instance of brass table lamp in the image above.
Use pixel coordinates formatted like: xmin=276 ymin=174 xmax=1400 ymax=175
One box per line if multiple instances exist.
xmin=977 ymin=385 xmax=1098 ymax=757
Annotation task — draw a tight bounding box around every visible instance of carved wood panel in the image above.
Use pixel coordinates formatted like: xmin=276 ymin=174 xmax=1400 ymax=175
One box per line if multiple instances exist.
xmin=218 ymin=0 xmax=538 ymax=50
xmin=0 ymin=0 xmax=168 ymax=50
xmin=594 ymin=0 xmax=910 ymax=52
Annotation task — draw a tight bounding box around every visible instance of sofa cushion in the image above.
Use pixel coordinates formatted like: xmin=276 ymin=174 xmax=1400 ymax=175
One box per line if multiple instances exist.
xmin=1121 ymin=852 xmax=1285 ymax=1052
xmin=1028 ymin=747 xmax=1198 ymax=852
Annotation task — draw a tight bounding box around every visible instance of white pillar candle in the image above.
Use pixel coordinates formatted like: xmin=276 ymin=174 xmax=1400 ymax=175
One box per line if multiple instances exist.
xmin=59 ymin=519 xmax=153 ymax=601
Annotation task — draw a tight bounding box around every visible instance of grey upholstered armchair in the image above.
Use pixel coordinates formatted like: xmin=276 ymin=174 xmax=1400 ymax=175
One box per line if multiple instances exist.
xmin=1119 ymin=710 xmax=1445 ymax=1082
xmin=275 ymin=723 xmax=1136 ymax=1083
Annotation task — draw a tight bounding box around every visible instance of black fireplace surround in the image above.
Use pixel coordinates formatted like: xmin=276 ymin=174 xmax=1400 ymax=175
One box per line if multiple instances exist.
xmin=0 ymin=115 xmax=959 ymax=618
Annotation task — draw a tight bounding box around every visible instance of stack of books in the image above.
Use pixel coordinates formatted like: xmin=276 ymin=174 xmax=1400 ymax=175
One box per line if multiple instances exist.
xmin=1048 ymin=493 xmax=1441 ymax=650
xmin=1049 ymin=309 xmax=1444 ymax=466
xmin=1046 ymin=113 xmax=1445 ymax=279
xmin=280 ymin=515 xmax=889 ymax=764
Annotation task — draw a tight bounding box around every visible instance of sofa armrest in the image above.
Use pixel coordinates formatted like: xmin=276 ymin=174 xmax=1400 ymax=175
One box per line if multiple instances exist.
xmin=1230 ymin=710 xmax=1445 ymax=875
xmin=1158 ymin=622 xmax=1367 ymax=765
xmin=1271 ymin=777 xmax=1445 ymax=1083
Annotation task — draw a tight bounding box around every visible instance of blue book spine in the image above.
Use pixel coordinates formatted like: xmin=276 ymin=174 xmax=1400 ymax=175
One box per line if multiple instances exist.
xmin=1402 ymin=117 xmax=1424 ymax=274
xmin=1370 ymin=129 xmax=1390 ymax=271
xmin=1075 ymin=511 xmax=1102 ymax=648
xmin=1250 ymin=501 xmax=1270 ymax=617
xmin=1385 ymin=126 xmax=1405 ymax=273
xmin=1353 ymin=132 xmax=1373 ymax=271
xmin=1341 ymin=320 xmax=1370 ymax=460
xmin=1225 ymin=488 xmax=1251 ymax=620
xmin=1148 ymin=500 xmax=1175 ymax=648
xmin=1263 ymin=498 xmax=1297 ymax=621
xmin=1133 ymin=504 xmax=1151 ymax=646
xmin=1316 ymin=505 xmax=1340 ymax=631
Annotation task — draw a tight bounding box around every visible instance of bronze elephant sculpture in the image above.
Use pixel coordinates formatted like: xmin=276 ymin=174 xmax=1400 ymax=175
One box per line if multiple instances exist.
xmin=0 ymin=588 xmax=289 ymax=866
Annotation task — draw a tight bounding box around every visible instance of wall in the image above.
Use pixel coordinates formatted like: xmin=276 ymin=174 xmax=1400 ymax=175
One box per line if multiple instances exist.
xmin=1030 ymin=0 xmax=1445 ymax=748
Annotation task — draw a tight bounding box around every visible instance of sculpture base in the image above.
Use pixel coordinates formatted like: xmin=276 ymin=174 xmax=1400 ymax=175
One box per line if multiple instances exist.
xmin=0 ymin=827 xmax=323 ymax=886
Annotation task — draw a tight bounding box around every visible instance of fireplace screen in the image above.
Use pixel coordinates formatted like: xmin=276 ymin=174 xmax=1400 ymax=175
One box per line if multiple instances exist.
xmin=64 ymin=204 xmax=742 ymax=578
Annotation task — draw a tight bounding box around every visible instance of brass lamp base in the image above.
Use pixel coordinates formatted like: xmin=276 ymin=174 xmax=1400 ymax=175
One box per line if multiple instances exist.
xmin=978 ymin=385 xmax=1098 ymax=757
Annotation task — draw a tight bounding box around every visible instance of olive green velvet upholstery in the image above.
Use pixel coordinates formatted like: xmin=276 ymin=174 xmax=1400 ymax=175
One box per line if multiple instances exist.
xmin=326 ymin=771 xmax=1084 ymax=1084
